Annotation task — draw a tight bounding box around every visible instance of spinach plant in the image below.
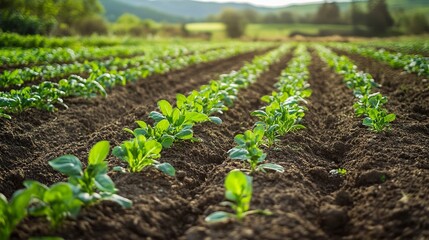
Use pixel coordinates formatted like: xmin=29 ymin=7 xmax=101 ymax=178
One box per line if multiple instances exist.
xmin=205 ymin=170 xmax=271 ymax=222
xmin=228 ymin=125 xmax=284 ymax=173
xmin=49 ymin=141 xmax=132 ymax=208
xmin=113 ymin=135 xmax=175 ymax=176
xmin=0 ymin=189 xmax=33 ymax=239
xmin=24 ymin=181 xmax=82 ymax=229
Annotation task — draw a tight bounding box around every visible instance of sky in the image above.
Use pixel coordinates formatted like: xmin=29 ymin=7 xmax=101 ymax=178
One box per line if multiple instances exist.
xmin=196 ymin=0 xmax=337 ymax=7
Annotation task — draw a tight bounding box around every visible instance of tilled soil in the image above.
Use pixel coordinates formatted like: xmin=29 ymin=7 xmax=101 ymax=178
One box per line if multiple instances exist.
xmin=4 ymin=48 xmax=429 ymax=239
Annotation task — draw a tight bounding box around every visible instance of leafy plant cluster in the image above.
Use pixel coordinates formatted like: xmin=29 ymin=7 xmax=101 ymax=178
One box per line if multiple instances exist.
xmin=334 ymin=43 xmax=429 ymax=77
xmin=316 ymin=45 xmax=396 ymax=132
xmin=113 ymin=45 xmax=291 ymax=176
xmin=228 ymin=45 xmax=311 ymax=175
xmin=0 ymin=141 xmax=131 ymax=240
xmin=0 ymin=45 xmax=148 ymax=68
xmin=0 ymin=43 xmax=265 ymax=119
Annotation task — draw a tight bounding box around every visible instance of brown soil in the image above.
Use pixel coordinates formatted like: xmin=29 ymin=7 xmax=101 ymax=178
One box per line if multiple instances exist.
xmin=4 ymin=48 xmax=429 ymax=239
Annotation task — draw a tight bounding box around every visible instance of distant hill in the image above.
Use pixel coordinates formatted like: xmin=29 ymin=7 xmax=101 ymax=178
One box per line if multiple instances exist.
xmin=100 ymin=0 xmax=188 ymax=22
xmin=100 ymin=0 xmax=429 ymax=22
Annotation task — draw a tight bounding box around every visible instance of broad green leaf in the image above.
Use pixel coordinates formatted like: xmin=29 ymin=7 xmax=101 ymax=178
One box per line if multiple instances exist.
xmin=224 ymin=170 xmax=252 ymax=208
xmin=205 ymin=211 xmax=233 ymax=223
xmin=176 ymin=93 xmax=187 ymax=109
xmin=88 ymin=141 xmax=110 ymax=165
xmin=158 ymin=100 xmax=173 ymax=116
xmin=112 ymin=146 xmax=126 ymax=160
xmin=186 ymin=112 xmax=209 ymax=123
xmin=209 ymin=116 xmax=222 ymax=125
xmin=155 ymin=163 xmax=176 ymax=177
xmin=44 ymin=183 xmax=74 ymax=202
xmin=155 ymin=119 xmax=170 ymax=132
xmin=176 ymin=128 xmax=193 ymax=140
xmin=102 ymin=193 xmax=132 ymax=208
xmin=49 ymin=155 xmax=83 ymax=177
xmin=94 ymin=174 xmax=116 ymax=193
xmin=149 ymin=111 xmax=165 ymax=122
xmin=160 ymin=135 xmax=174 ymax=148
xmin=258 ymin=163 xmax=285 ymax=173
xmin=228 ymin=148 xmax=248 ymax=160
xmin=362 ymin=117 xmax=373 ymax=127
xmin=384 ymin=113 xmax=396 ymax=122
xmin=136 ymin=120 xmax=148 ymax=129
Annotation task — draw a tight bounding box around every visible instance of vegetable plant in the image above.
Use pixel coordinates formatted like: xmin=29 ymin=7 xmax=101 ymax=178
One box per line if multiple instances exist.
xmin=205 ymin=170 xmax=271 ymax=222
xmin=49 ymin=141 xmax=132 ymax=207
xmin=113 ymin=135 xmax=175 ymax=176
xmin=228 ymin=125 xmax=284 ymax=173
xmin=0 ymin=189 xmax=34 ymax=239
xmin=24 ymin=181 xmax=82 ymax=229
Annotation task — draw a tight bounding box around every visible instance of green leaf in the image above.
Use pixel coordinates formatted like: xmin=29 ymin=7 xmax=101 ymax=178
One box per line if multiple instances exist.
xmin=258 ymin=163 xmax=285 ymax=173
xmin=101 ymin=193 xmax=132 ymax=208
xmin=88 ymin=141 xmax=110 ymax=165
xmin=94 ymin=174 xmax=116 ymax=193
xmin=384 ymin=113 xmax=396 ymax=122
xmin=228 ymin=148 xmax=248 ymax=160
xmin=49 ymin=155 xmax=83 ymax=177
xmin=209 ymin=116 xmax=222 ymax=125
xmin=224 ymin=170 xmax=252 ymax=208
xmin=176 ymin=93 xmax=187 ymax=109
xmin=158 ymin=100 xmax=173 ymax=116
xmin=149 ymin=111 xmax=165 ymax=122
xmin=205 ymin=211 xmax=233 ymax=223
xmin=186 ymin=112 xmax=209 ymax=123
xmin=112 ymin=146 xmax=126 ymax=160
xmin=155 ymin=163 xmax=176 ymax=177
xmin=160 ymin=135 xmax=174 ymax=148
xmin=155 ymin=119 xmax=170 ymax=132
xmin=362 ymin=117 xmax=373 ymax=127
xmin=176 ymin=128 xmax=193 ymax=140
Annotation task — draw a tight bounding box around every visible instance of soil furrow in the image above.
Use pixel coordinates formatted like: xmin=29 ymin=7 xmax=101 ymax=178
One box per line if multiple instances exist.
xmin=0 ymin=50 xmax=266 ymax=197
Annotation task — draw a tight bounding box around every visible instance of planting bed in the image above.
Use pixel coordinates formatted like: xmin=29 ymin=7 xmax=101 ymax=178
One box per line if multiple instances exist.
xmin=1 ymin=44 xmax=428 ymax=239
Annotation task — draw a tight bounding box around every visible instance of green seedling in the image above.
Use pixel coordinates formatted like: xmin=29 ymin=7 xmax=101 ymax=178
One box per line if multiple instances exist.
xmin=228 ymin=125 xmax=284 ymax=173
xmin=24 ymin=181 xmax=82 ymax=229
xmin=49 ymin=141 xmax=132 ymax=208
xmin=205 ymin=170 xmax=271 ymax=223
xmin=0 ymin=189 xmax=33 ymax=239
xmin=113 ymin=135 xmax=175 ymax=176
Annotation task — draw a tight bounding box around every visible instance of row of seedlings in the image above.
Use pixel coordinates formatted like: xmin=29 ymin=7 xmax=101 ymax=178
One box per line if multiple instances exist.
xmin=0 ymin=43 xmax=267 ymax=119
xmin=316 ymin=45 xmax=396 ymax=132
xmin=206 ymin=45 xmax=313 ymax=222
xmin=332 ymin=43 xmax=429 ymax=77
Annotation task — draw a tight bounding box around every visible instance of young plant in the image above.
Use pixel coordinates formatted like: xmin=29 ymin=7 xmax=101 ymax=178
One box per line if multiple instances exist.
xmin=0 ymin=189 xmax=34 ymax=239
xmin=113 ymin=135 xmax=175 ymax=176
xmin=228 ymin=125 xmax=284 ymax=173
xmin=125 ymin=120 xmax=175 ymax=148
xmin=149 ymin=99 xmax=211 ymax=141
xmin=49 ymin=141 xmax=132 ymax=208
xmin=24 ymin=181 xmax=82 ymax=229
xmin=363 ymin=107 xmax=396 ymax=132
xmin=205 ymin=170 xmax=271 ymax=222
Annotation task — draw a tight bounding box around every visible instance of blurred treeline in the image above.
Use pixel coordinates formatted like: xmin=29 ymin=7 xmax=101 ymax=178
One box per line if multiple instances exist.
xmin=213 ymin=0 xmax=429 ymax=37
xmin=0 ymin=0 xmax=107 ymax=36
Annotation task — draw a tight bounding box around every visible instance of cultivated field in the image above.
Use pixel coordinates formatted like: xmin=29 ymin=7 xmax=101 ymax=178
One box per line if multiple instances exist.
xmin=0 ymin=37 xmax=428 ymax=239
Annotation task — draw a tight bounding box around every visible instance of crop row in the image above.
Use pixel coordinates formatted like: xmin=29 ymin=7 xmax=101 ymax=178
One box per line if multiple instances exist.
xmin=316 ymin=45 xmax=396 ymax=132
xmin=207 ymin=45 xmax=312 ymax=222
xmin=0 ymin=43 xmax=268 ymax=119
xmin=0 ymin=45 xmax=212 ymax=88
xmin=333 ymin=43 xmax=429 ymax=77
xmin=0 ymin=45 xmax=291 ymax=239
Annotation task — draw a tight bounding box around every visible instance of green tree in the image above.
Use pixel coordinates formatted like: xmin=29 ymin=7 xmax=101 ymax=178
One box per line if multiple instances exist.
xmin=314 ymin=1 xmax=340 ymax=24
xmin=220 ymin=8 xmax=247 ymax=38
xmin=367 ymin=0 xmax=394 ymax=34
